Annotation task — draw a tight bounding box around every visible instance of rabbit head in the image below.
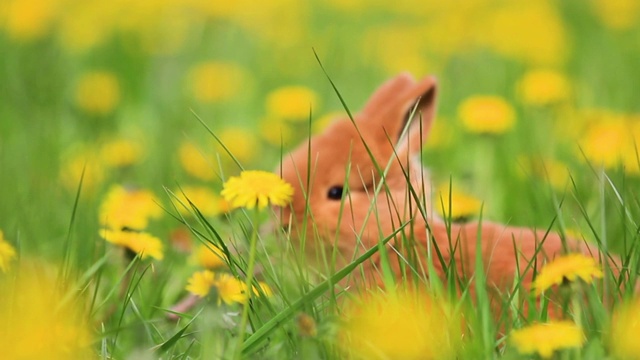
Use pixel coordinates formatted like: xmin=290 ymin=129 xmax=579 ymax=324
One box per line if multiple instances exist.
xmin=277 ymin=73 xmax=438 ymax=263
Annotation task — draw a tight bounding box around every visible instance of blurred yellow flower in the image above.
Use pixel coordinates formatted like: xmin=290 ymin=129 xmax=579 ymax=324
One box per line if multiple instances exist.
xmin=532 ymin=253 xmax=603 ymax=295
xmin=56 ymin=1 xmax=113 ymax=52
xmin=313 ymin=111 xmax=343 ymax=134
xmin=0 ymin=230 xmax=16 ymax=273
xmin=510 ymin=321 xmax=585 ymax=358
xmin=436 ymin=185 xmax=482 ymax=221
xmin=517 ymin=69 xmax=571 ymax=106
xmin=174 ymin=186 xmax=225 ymax=217
xmin=193 ymin=244 xmax=226 ymax=269
xmin=215 ymin=127 xmax=258 ymax=164
xmin=517 ymin=156 xmax=570 ymax=190
xmin=74 ymin=71 xmax=121 ymax=115
xmin=187 ymin=61 xmax=248 ymax=103
xmin=579 ymin=116 xmax=630 ymax=170
xmin=478 ymin=2 xmax=568 ymax=65
xmin=3 ymin=0 xmax=60 ymax=41
xmin=593 ymin=0 xmax=640 ymax=31
xmin=609 ymin=298 xmax=640 ymax=359
xmin=100 ymin=137 xmax=145 ymax=168
xmin=259 ymin=117 xmax=295 ymax=147
xmin=458 ymin=95 xmax=516 ymax=135
xmin=186 ymin=269 xmax=216 ymax=297
xmin=99 ymin=185 xmax=162 ymax=230
xmin=221 ymin=170 xmax=294 ymax=210
xmin=179 ymin=141 xmax=216 ymax=181
xmin=266 ymin=86 xmax=319 ymax=122
xmin=59 ymin=148 xmax=106 ymax=194
xmin=361 ymin=25 xmax=430 ymax=76
xmin=100 ymin=228 xmax=164 ymax=260
xmin=340 ymin=290 xmax=460 ymax=359
xmin=0 ymin=261 xmax=95 ymax=359
xmin=186 ymin=271 xmax=253 ymax=305
xmin=253 ymin=281 xmax=273 ymax=298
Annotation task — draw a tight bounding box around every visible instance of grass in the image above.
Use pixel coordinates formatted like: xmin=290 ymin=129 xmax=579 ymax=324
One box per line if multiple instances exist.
xmin=2 ymin=0 xmax=640 ymax=359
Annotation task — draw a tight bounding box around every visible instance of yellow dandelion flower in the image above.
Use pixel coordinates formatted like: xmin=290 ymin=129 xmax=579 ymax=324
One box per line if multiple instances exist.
xmin=458 ymin=95 xmax=516 ymax=135
xmin=510 ymin=321 xmax=585 ymax=358
xmin=59 ymin=147 xmax=106 ymax=194
xmin=215 ymin=127 xmax=258 ymax=164
xmin=174 ymin=186 xmax=224 ymax=217
xmin=100 ymin=228 xmax=164 ymax=260
xmin=221 ymin=170 xmax=294 ymax=210
xmin=74 ymin=71 xmax=121 ymax=116
xmin=312 ymin=111 xmax=343 ymax=134
xmin=592 ymin=0 xmax=640 ymax=31
xmin=517 ymin=156 xmax=570 ymax=190
xmin=340 ymin=290 xmax=461 ymax=360
xmin=0 ymin=261 xmax=94 ymax=359
xmin=0 ymin=230 xmax=17 ymax=273
xmin=193 ymin=244 xmax=226 ymax=269
xmin=187 ymin=61 xmax=249 ymax=103
xmin=178 ymin=141 xmax=216 ymax=181
xmin=99 ymin=185 xmax=163 ymax=231
xmin=3 ymin=0 xmax=60 ymax=41
xmin=517 ymin=69 xmax=571 ymax=106
xmin=532 ymin=253 xmax=603 ymax=295
xmin=265 ymin=86 xmax=319 ymax=122
xmin=436 ymin=185 xmax=482 ymax=221
xmin=253 ymin=281 xmax=273 ymax=297
xmin=186 ymin=270 xmax=216 ymax=298
xmin=259 ymin=117 xmax=295 ymax=147
xmin=99 ymin=137 xmax=144 ymax=168
xmin=579 ymin=116 xmax=633 ymax=170
xmin=214 ymin=273 xmax=249 ymax=305
xmin=609 ymin=298 xmax=640 ymax=359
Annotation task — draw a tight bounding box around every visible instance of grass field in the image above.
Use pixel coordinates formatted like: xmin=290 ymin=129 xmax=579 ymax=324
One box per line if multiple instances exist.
xmin=2 ymin=0 xmax=640 ymax=359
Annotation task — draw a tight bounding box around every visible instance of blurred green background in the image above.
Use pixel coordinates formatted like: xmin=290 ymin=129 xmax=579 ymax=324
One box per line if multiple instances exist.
xmin=2 ymin=0 xmax=640 ymax=264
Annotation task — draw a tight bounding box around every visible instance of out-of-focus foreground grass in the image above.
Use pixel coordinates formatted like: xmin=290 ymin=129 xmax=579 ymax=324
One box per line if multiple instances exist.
xmin=1 ymin=0 xmax=640 ymax=359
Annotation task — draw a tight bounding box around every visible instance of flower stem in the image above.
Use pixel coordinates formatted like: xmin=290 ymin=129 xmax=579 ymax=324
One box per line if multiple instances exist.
xmin=235 ymin=207 xmax=260 ymax=360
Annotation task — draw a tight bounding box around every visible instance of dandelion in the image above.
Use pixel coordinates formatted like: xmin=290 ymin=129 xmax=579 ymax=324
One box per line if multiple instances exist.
xmin=187 ymin=61 xmax=248 ymax=103
xmin=609 ymin=298 xmax=640 ymax=359
xmin=0 ymin=261 xmax=94 ymax=359
xmin=592 ymin=0 xmax=640 ymax=31
xmin=517 ymin=156 xmax=570 ymax=190
xmin=99 ymin=137 xmax=145 ymax=168
xmin=174 ymin=186 xmax=225 ymax=217
xmin=312 ymin=111 xmax=343 ymax=134
xmin=259 ymin=117 xmax=295 ymax=147
xmin=215 ymin=273 xmax=250 ymax=305
xmin=510 ymin=321 xmax=585 ymax=358
xmin=3 ymin=0 xmax=60 ymax=41
xmin=339 ymin=290 xmax=461 ymax=359
xmin=221 ymin=170 xmax=294 ymax=210
xmin=186 ymin=270 xmax=216 ymax=297
xmin=99 ymin=185 xmax=162 ymax=231
xmin=517 ymin=69 xmax=571 ymax=106
xmin=579 ymin=116 xmax=632 ymax=171
xmin=458 ymin=95 xmax=516 ymax=135
xmin=185 ymin=271 xmax=251 ymax=305
xmin=265 ymin=86 xmax=319 ymax=122
xmin=100 ymin=228 xmax=164 ymax=260
xmin=532 ymin=253 xmax=603 ymax=295
xmin=0 ymin=230 xmax=17 ymax=273
xmin=436 ymin=185 xmax=482 ymax=221
xmin=59 ymin=147 xmax=106 ymax=194
xmin=193 ymin=244 xmax=226 ymax=269
xmin=178 ymin=141 xmax=216 ymax=181
xmin=74 ymin=71 xmax=121 ymax=116
xmin=214 ymin=127 xmax=259 ymax=164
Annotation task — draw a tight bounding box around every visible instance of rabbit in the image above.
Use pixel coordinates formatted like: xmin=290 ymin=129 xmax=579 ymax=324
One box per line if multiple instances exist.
xmin=276 ymin=72 xmax=625 ymax=313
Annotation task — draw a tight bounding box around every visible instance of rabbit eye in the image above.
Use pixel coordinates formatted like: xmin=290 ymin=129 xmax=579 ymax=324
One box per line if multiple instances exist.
xmin=327 ymin=186 xmax=343 ymax=200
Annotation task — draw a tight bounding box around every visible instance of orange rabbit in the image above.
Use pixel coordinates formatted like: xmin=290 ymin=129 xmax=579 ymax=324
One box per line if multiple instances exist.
xmin=276 ymin=73 xmax=622 ymax=308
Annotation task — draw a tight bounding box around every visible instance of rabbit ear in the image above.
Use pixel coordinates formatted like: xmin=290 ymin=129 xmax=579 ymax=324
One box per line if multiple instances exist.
xmin=395 ymin=76 xmax=438 ymax=158
xmin=359 ymin=72 xmax=417 ymax=118
xmin=356 ymin=75 xmax=438 ymax=159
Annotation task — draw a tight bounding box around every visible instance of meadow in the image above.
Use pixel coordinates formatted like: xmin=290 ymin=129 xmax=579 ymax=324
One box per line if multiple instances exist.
xmin=1 ymin=0 xmax=640 ymax=359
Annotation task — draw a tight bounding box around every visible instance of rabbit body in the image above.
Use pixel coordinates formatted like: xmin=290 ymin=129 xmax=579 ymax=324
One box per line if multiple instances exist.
xmin=277 ymin=73 xmax=614 ymax=298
